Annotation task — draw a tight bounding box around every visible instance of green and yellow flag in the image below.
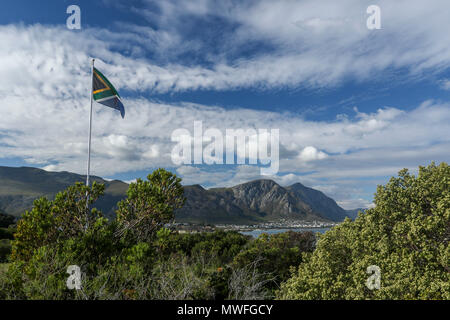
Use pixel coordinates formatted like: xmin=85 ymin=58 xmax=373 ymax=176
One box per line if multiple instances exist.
xmin=92 ymin=67 xmax=125 ymax=118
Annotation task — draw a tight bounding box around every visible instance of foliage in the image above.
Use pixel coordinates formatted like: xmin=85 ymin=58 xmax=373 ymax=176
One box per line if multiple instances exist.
xmin=0 ymin=227 xmax=14 ymax=240
xmin=153 ymin=229 xmax=251 ymax=299
xmin=115 ymin=169 xmax=185 ymax=243
xmin=0 ymin=240 xmax=11 ymax=263
xmin=11 ymin=182 xmax=105 ymax=262
xmin=160 ymin=229 xmax=250 ymax=264
xmin=2 ymin=163 xmax=448 ymax=300
xmin=0 ymin=213 xmax=15 ymax=263
xmin=1 ymin=168 xmax=195 ymax=300
xmin=278 ymin=162 xmax=450 ymax=300
xmin=232 ymin=231 xmax=316 ymax=294
xmin=0 ymin=216 xmax=122 ymax=299
xmin=228 ymin=258 xmax=275 ymax=300
xmin=0 ymin=263 xmax=8 ymax=274
xmin=0 ymin=212 xmax=15 ymax=228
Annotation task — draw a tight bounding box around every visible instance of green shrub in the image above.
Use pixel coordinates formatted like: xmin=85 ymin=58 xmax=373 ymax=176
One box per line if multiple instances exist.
xmin=116 ymin=169 xmax=185 ymax=244
xmin=232 ymin=231 xmax=316 ymax=295
xmin=0 ymin=227 xmax=14 ymax=240
xmin=278 ymin=163 xmax=450 ymax=300
xmin=11 ymin=182 xmax=105 ymax=262
xmin=0 ymin=240 xmax=11 ymax=263
xmin=159 ymin=229 xmax=250 ymax=265
xmin=0 ymin=212 xmax=15 ymax=228
xmin=1 ymin=168 xmax=190 ymax=300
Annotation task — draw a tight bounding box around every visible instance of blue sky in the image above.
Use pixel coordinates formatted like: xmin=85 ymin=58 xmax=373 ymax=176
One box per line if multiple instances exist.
xmin=0 ymin=0 xmax=449 ymax=209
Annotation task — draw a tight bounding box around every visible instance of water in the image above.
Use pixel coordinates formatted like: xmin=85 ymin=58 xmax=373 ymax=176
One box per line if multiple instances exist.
xmin=240 ymin=227 xmax=331 ymax=238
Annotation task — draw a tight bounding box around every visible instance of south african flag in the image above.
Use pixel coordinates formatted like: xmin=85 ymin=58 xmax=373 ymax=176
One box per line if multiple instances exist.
xmin=92 ymin=67 xmax=125 ymax=118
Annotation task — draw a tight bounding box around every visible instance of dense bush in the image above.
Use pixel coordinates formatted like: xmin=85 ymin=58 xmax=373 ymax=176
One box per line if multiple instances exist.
xmin=0 ymin=212 xmax=15 ymax=228
xmin=0 ymin=227 xmax=14 ymax=240
xmin=0 ymin=240 xmax=11 ymax=263
xmin=232 ymin=231 xmax=316 ymax=294
xmin=1 ymin=169 xmax=262 ymax=300
xmin=0 ymin=169 xmax=187 ymax=299
xmin=11 ymin=182 xmax=106 ymax=262
xmin=0 ymin=212 xmax=15 ymax=264
xmin=153 ymin=229 xmax=252 ymax=299
xmin=160 ymin=229 xmax=250 ymax=264
xmin=278 ymin=163 xmax=450 ymax=300
xmin=115 ymin=168 xmax=185 ymax=243
xmin=2 ymin=163 xmax=447 ymax=300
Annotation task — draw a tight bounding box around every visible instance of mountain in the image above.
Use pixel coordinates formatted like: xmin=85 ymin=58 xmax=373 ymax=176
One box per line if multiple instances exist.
xmin=286 ymin=183 xmax=348 ymax=222
xmin=345 ymin=208 xmax=367 ymax=220
xmin=0 ymin=166 xmax=352 ymax=223
xmin=177 ymin=179 xmax=349 ymax=224
xmin=0 ymin=166 xmax=128 ymax=217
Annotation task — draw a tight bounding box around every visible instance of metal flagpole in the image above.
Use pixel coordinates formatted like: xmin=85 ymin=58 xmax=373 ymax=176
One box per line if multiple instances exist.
xmin=85 ymin=58 xmax=95 ymax=231
xmin=86 ymin=58 xmax=95 ymax=187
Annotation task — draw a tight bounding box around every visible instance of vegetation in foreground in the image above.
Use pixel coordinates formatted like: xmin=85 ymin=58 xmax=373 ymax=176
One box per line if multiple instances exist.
xmin=0 ymin=211 xmax=15 ymax=263
xmin=0 ymin=163 xmax=448 ymax=300
xmin=0 ymin=263 xmax=8 ymax=275
xmin=278 ymin=162 xmax=449 ymax=299
xmin=0 ymin=168 xmax=316 ymax=299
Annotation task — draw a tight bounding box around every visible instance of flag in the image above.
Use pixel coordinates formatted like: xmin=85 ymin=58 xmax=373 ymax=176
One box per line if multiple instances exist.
xmin=92 ymin=67 xmax=125 ymax=118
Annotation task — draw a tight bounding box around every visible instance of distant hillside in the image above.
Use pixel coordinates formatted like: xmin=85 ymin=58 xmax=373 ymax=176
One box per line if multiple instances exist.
xmin=345 ymin=208 xmax=367 ymax=220
xmin=177 ymin=179 xmax=351 ymax=224
xmin=0 ymin=166 xmax=354 ymax=224
xmin=0 ymin=166 xmax=128 ymax=217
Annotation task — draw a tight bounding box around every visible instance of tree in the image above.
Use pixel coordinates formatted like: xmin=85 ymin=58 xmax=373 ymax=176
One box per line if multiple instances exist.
xmin=2 ymin=169 xmax=187 ymax=299
xmin=115 ymin=168 xmax=185 ymax=243
xmin=278 ymin=162 xmax=450 ymax=300
xmin=0 ymin=239 xmax=11 ymax=263
xmin=0 ymin=211 xmax=15 ymax=228
xmin=11 ymin=182 xmax=105 ymax=262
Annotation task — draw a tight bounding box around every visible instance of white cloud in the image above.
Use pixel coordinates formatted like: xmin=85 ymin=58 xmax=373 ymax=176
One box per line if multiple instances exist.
xmin=176 ymin=166 xmax=200 ymax=176
xmin=439 ymin=79 xmax=450 ymax=91
xmin=143 ymin=145 xmax=160 ymax=159
xmin=1 ymin=3 xmax=450 ymax=209
xmin=125 ymin=0 xmax=450 ymax=90
xmin=298 ymin=146 xmax=328 ymax=162
xmin=1 ymin=80 xmax=449 ymax=207
xmin=2 ymin=1 xmax=450 ymax=96
xmin=42 ymin=164 xmax=59 ymax=172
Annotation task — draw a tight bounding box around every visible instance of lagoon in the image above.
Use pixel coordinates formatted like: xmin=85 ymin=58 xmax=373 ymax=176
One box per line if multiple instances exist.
xmin=240 ymin=227 xmax=331 ymax=238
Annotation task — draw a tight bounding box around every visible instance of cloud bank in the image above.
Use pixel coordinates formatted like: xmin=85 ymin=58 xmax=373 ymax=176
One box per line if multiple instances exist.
xmin=1 ymin=0 xmax=450 ymax=208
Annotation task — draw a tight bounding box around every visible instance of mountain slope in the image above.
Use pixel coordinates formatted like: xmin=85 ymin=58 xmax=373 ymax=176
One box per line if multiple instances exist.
xmin=177 ymin=179 xmax=350 ymax=223
xmin=286 ymin=182 xmax=348 ymax=221
xmin=345 ymin=208 xmax=367 ymax=220
xmin=0 ymin=166 xmax=128 ymax=217
xmin=0 ymin=166 xmax=352 ymax=223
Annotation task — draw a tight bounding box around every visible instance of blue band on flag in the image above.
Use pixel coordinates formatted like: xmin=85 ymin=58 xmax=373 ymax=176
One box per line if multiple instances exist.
xmin=97 ymin=97 xmax=125 ymax=118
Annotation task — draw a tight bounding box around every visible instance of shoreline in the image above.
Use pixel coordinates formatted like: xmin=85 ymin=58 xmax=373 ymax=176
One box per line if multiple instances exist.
xmin=171 ymin=220 xmax=339 ymax=234
xmin=219 ymin=225 xmax=336 ymax=232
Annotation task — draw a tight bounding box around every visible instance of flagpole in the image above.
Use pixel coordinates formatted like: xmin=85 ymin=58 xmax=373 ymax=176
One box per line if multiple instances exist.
xmin=86 ymin=58 xmax=95 ymax=187
xmin=84 ymin=59 xmax=95 ymax=232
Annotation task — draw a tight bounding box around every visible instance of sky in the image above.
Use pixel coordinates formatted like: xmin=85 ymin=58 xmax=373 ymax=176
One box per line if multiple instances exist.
xmin=0 ymin=0 xmax=449 ymax=209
